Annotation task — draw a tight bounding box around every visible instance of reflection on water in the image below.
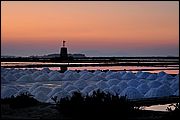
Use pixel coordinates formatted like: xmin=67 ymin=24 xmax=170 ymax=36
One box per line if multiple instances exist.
xmin=144 ymin=103 xmax=176 ymax=111
xmin=1 ymin=62 xmax=179 ymax=74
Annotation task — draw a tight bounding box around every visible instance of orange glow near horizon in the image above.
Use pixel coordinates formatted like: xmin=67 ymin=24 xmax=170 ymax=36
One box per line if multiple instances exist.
xmin=1 ymin=1 xmax=179 ymax=56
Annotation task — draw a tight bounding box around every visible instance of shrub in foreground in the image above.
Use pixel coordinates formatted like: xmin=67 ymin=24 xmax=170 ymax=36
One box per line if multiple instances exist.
xmin=1 ymin=92 xmax=41 ymax=109
xmin=54 ymin=90 xmax=138 ymax=119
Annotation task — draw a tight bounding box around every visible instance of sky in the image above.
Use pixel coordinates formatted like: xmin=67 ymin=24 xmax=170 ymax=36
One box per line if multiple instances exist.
xmin=1 ymin=1 xmax=179 ymax=57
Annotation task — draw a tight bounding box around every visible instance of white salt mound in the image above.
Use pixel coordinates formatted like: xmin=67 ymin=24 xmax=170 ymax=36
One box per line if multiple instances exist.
xmin=120 ymin=87 xmax=143 ymax=99
xmin=35 ymin=74 xmax=49 ymax=81
xmin=17 ymin=74 xmax=33 ymax=82
xmin=48 ymin=71 xmax=61 ymax=77
xmin=74 ymin=80 xmax=88 ymax=90
xmin=35 ymin=91 xmax=49 ymax=102
xmin=174 ymin=90 xmax=179 ymax=96
xmin=61 ymin=81 xmax=73 ymax=89
xmin=144 ymin=88 xmax=158 ymax=98
xmin=96 ymin=80 xmax=109 ymax=89
xmin=148 ymin=80 xmax=162 ymax=88
xmin=157 ymin=71 xmax=167 ymax=77
xmin=13 ymin=73 xmax=23 ymax=79
xmin=109 ymin=85 xmax=123 ymax=95
xmin=117 ymin=81 xmax=128 ymax=93
xmin=29 ymin=82 xmax=42 ymax=93
xmin=47 ymin=87 xmax=63 ymax=98
xmin=64 ymin=85 xmax=78 ymax=92
xmin=155 ymin=84 xmax=174 ymax=97
xmin=160 ymin=74 xmax=174 ymax=80
xmin=98 ymin=72 xmax=106 ymax=77
xmin=79 ymin=72 xmax=94 ymax=80
xmin=103 ymin=88 xmax=116 ymax=96
xmin=144 ymin=84 xmax=174 ymax=98
xmin=89 ymin=75 xmax=107 ymax=81
xmin=4 ymin=74 xmax=17 ymax=81
xmin=81 ymin=84 xmax=97 ymax=95
xmin=146 ymin=74 xmax=157 ymax=80
xmin=51 ymin=90 xmax=70 ymax=101
xmin=137 ymin=72 xmax=150 ymax=79
xmin=121 ymin=72 xmax=136 ymax=80
xmin=137 ymin=83 xmax=150 ymax=95
xmin=1 ymin=87 xmax=18 ymax=99
xmin=105 ymin=72 xmax=122 ymax=80
xmin=49 ymin=73 xmax=63 ymax=81
xmin=31 ymin=86 xmax=52 ymax=96
xmin=127 ymin=79 xmax=140 ymax=88
xmin=14 ymin=88 xmax=30 ymax=97
xmin=42 ymin=67 xmax=51 ymax=73
xmin=106 ymin=79 xmax=120 ymax=86
xmin=63 ymin=72 xmax=80 ymax=81
xmin=170 ymin=80 xmax=179 ymax=93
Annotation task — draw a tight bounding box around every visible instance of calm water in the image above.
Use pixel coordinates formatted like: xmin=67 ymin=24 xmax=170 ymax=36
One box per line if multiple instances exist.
xmin=1 ymin=62 xmax=179 ymax=74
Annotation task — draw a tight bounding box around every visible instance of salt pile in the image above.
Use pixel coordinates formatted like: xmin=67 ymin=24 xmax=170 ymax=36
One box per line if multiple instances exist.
xmin=4 ymin=74 xmax=17 ymax=81
xmin=148 ymin=80 xmax=162 ymax=88
xmin=144 ymin=88 xmax=158 ymax=98
xmin=170 ymin=80 xmax=179 ymax=93
xmin=117 ymin=81 xmax=128 ymax=93
xmin=96 ymin=80 xmax=109 ymax=89
xmin=13 ymin=73 xmax=23 ymax=79
xmin=144 ymin=84 xmax=174 ymax=98
xmin=29 ymin=82 xmax=42 ymax=93
xmin=157 ymin=71 xmax=167 ymax=77
xmin=49 ymin=73 xmax=63 ymax=81
xmin=98 ymin=72 xmax=106 ymax=77
xmin=14 ymin=88 xmax=30 ymax=97
xmin=79 ymin=72 xmax=94 ymax=80
xmin=155 ymin=84 xmax=174 ymax=97
xmin=127 ymin=79 xmax=140 ymax=88
xmin=103 ymin=88 xmax=116 ymax=95
xmin=41 ymin=67 xmax=51 ymax=73
xmin=89 ymin=75 xmax=107 ymax=81
xmin=31 ymin=86 xmax=52 ymax=96
xmin=63 ymin=72 xmax=80 ymax=81
xmin=47 ymin=87 xmax=63 ymax=98
xmin=74 ymin=80 xmax=88 ymax=90
xmin=35 ymin=73 xmax=49 ymax=81
xmin=1 ymin=87 xmax=18 ymax=99
xmin=31 ymin=71 xmax=42 ymax=79
xmin=105 ymin=72 xmax=122 ymax=80
xmin=48 ymin=71 xmax=61 ymax=77
xmin=137 ymin=83 xmax=150 ymax=95
xmin=61 ymin=81 xmax=73 ymax=89
xmin=48 ymin=90 xmax=69 ymax=103
xmin=17 ymin=74 xmax=33 ymax=82
xmin=106 ymin=79 xmax=120 ymax=86
xmin=81 ymin=84 xmax=97 ymax=95
xmin=109 ymin=85 xmax=123 ymax=95
xmin=146 ymin=74 xmax=157 ymax=80
xmin=64 ymin=85 xmax=78 ymax=92
xmin=160 ymin=74 xmax=174 ymax=80
xmin=120 ymin=87 xmax=143 ymax=99
xmin=1 ymin=67 xmax=179 ymax=101
xmin=35 ymin=91 xmax=49 ymax=102
xmin=121 ymin=71 xmax=136 ymax=80
xmin=137 ymin=72 xmax=150 ymax=79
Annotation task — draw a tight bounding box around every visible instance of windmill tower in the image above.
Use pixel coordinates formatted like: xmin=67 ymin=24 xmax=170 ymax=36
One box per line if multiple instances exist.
xmin=60 ymin=40 xmax=68 ymax=59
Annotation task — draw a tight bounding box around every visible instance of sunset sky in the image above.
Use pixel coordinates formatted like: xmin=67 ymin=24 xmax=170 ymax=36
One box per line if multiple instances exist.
xmin=1 ymin=1 xmax=179 ymax=57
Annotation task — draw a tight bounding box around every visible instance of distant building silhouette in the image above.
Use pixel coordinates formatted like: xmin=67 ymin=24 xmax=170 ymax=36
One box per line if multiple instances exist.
xmin=60 ymin=40 xmax=68 ymax=59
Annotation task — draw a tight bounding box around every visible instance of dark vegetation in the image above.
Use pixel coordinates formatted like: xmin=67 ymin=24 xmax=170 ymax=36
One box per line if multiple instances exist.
xmin=1 ymin=91 xmax=179 ymax=119
xmin=54 ymin=90 xmax=137 ymax=119
xmin=1 ymin=93 xmax=41 ymax=109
